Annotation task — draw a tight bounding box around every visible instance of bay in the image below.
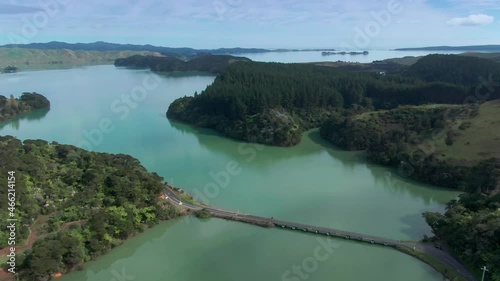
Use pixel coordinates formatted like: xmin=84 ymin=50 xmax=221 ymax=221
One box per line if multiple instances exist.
xmin=0 ymin=61 xmax=460 ymax=281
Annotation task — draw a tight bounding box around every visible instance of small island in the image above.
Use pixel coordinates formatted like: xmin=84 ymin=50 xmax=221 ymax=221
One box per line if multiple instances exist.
xmin=0 ymin=92 xmax=51 ymax=122
xmin=322 ymin=51 xmax=369 ymax=56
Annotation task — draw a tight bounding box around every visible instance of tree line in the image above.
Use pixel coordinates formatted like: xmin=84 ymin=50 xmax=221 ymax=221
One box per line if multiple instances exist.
xmin=1 ymin=66 xmax=18 ymax=73
xmin=167 ymin=54 xmax=500 ymax=146
xmin=424 ymin=192 xmax=500 ymax=281
xmin=115 ymin=54 xmax=251 ymax=74
xmin=320 ymin=104 xmax=498 ymax=193
xmin=0 ymin=92 xmax=50 ymax=122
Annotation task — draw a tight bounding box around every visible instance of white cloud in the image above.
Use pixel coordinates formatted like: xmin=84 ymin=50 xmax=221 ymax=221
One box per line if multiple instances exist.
xmin=447 ymin=14 xmax=494 ymax=26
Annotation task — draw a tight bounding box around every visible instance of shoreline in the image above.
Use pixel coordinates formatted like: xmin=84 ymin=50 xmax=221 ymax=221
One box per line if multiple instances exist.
xmin=396 ymin=246 xmax=470 ymax=281
xmin=0 ymin=62 xmax=114 ymax=73
xmin=0 ymin=199 xmax=190 ymax=281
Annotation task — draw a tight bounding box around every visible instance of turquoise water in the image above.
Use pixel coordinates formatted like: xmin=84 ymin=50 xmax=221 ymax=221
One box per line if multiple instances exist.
xmin=0 ymin=64 xmax=460 ymax=281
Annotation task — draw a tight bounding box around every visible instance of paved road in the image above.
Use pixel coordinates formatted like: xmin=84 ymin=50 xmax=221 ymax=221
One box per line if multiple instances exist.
xmin=402 ymin=242 xmax=477 ymax=281
xmin=163 ymin=187 xmax=477 ymax=281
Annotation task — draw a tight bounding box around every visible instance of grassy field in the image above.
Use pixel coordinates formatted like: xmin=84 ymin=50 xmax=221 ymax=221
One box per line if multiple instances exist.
xmin=0 ymin=48 xmax=155 ymax=71
xmin=355 ymin=104 xmax=463 ymax=121
xmin=383 ymin=56 xmax=423 ymax=66
xmin=356 ymin=101 xmax=500 ymax=163
xmin=434 ymin=100 xmax=500 ymax=161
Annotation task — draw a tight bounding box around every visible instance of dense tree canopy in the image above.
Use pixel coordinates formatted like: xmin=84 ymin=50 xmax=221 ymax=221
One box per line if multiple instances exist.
xmin=404 ymin=54 xmax=500 ymax=86
xmin=0 ymin=92 xmax=50 ymax=122
xmin=320 ymin=104 xmax=498 ymax=192
xmin=424 ymin=193 xmax=500 ymax=281
xmin=0 ymin=136 xmax=181 ymax=280
xmin=115 ymin=54 xmax=251 ymax=74
xmin=167 ymin=55 xmax=500 ymax=146
xmin=1 ymin=66 xmax=18 ymax=73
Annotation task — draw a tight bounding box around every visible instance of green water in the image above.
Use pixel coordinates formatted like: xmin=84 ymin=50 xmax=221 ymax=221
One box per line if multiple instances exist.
xmin=0 ymin=66 xmax=459 ymax=281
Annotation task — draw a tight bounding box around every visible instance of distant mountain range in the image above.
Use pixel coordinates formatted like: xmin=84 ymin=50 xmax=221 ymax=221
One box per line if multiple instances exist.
xmin=0 ymin=41 xmax=267 ymax=57
xmin=395 ymin=45 xmax=500 ymax=52
xmin=0 ymin=41 xmax=335 ymax=58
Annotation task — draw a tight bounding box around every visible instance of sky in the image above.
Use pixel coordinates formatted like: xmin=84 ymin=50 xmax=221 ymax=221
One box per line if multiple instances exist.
xmin=0 ymin=0 xmax=499 ymax=49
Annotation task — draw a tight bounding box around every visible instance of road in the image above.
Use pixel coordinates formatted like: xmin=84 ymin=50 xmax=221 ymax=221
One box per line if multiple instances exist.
xmin=163 ymin=187 xmax=477 ymax=281
xmin=403 ymin=242 xmax=478 ymax=281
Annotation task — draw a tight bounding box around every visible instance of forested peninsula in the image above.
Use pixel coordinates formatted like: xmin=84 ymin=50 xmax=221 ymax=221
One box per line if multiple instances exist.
xmin=0 ymin=136 xmax=182 ymax=280
xmin=115 ymin=54 xmax=251 ymax=74
xmin=167 ymin=54 xmax=500 ymax=279
xmin=167 ymin=54 xmax=500 ymax=189
xmin=167 ymin=54 xmax=500 ymax=146
xmin=0 ymin=93 xmax=50 ymax=122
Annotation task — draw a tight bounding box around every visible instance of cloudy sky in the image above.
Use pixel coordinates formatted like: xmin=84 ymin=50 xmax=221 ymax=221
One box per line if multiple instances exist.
xmin=0 ymin=0 xmax=498 ymax=49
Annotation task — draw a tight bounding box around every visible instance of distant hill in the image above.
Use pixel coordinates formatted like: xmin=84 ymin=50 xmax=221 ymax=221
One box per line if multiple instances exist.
xmin=0 ymin=48 xmax=154 ymax=71
xmin=0 ymin=41 xmax=271 ymax=58
xmin=404 ymin=54 xmax=500 ymax=86
xmin=166 ymin=54 xmax=500 ymax=147
xmin=462 ymin=52 xmax=500 ymax=63
xmin=396 ymin=45 xmax=500 ymax=52
xmin=115 ymin=54 xmax=252 ymax=74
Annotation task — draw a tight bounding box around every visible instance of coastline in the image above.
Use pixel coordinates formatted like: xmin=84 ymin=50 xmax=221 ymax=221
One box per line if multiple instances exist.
xmin=0 ymin=186 xmax=189 ymax=281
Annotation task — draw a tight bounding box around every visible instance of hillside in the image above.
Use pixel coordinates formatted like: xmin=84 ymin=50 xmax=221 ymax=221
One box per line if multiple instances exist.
xmin=404 ymin=54 xmax=500 ymax=86
xmin=320 ymin=102 xmax=499 ymax=192
xmin=0 ymin=48 xmax=154 ymax=71
xmin=396 ymin=45 xmax=500 ymax=52
xmin=432 ymin=100 xmax=500 ymax=162
xmin=0 ymin=136 xmax=181 ymax=280
xmin=167 ymin=62 xmax=370 ymax=146
xmin=115 ymin=54 xmax=252 ymax=74
xmin=0 ymin=93 xmax=50 ymax=122
xmin=0 ymin=41 xmax=337 ymax=58
xmin=167 ymin=55 xmax=500 ymax=146
xmin=0 ymin=41 xmax=271 ymax=58
xmin=462 ymin=52 xmax=500 ymax=63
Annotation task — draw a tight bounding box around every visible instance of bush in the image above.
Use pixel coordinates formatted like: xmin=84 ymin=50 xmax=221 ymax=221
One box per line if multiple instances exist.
xmin=195 ymin=209 xmax=211 ymax=220
xmin=459 ymin=121 xmax=472 ymax=130
xmin=445 ymin=130 xmax=456 ymax=146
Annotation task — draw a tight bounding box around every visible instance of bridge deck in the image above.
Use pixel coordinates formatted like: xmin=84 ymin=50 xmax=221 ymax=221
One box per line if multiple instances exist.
xmin=224 ymin=213 xmax=400 ymax=247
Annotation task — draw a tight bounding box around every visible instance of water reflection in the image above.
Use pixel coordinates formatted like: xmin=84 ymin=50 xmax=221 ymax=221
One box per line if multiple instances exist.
xmin=85 ymin=220 xmax=169 ymax=274
xmin=168 ymin=119 xmax=460 ymax=208
xmin=365 ymin=162 xmax=460 ymax=206
xmin=168 ymin=120 xmax=358 ymax=168
xmin=0 ymin=108 xmax=50 ymax=130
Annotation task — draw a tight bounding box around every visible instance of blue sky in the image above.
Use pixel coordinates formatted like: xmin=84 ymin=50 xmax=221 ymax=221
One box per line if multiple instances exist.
xmin=0 ymin=0 xmax=499 ymax=49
